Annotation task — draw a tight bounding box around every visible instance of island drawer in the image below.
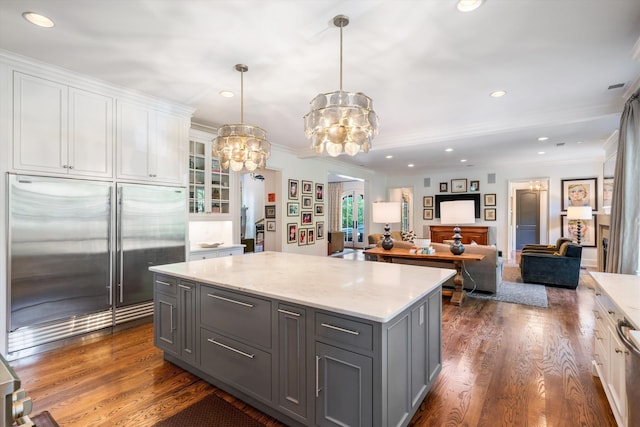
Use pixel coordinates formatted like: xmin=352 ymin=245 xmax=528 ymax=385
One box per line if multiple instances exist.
xmin=200 ymin=286 xmax=272 ymax=348
xmin=200 ymin=328 xmax=272 ymax=402
xmin=315 ymin=312 xmax=373 ymax=352
xmin=154 ymin=275 xmax=177 ymax=296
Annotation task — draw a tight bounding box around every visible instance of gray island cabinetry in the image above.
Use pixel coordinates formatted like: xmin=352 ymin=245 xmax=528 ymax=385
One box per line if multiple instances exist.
xmin=151 ymin=252 xmax=454 ymax=427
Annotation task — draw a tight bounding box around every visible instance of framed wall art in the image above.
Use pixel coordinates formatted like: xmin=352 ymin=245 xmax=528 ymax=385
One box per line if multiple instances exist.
xmin=451 ymin=179 xmax=467 ymax=193
xmin=316 ymin=222 xmax=325 ymax=239
xmin=561 ymin=177 xmax=597 ymax=211
xmin=423 ymin=209 xmax=433 ymax=220
xmin=266 ymin=220 xmax=276 ymax=232
xmin=308 ymin=228 xmax=315 ymax=245
xmin=287 ymin=223 xmax=297 ymax=244
xmin=265 ymin=205 xmax=276 ymax=219
xmin=423 ymin=196 xmax=433 ymax=208
xmin=288 ymin=179 xmax=299 ymax=200
xmin=315 ymin=203 xmax=324 ymax=215
xmin=298 ymin=228 xmax=307 ymax=245
xmin=315 ymin=183 xmax=324 ymax=201
xmin=439 ymin=182 xmax=448 ymax=192
xmin=287 ymin=202 xmax=299 ymax=216
xmin=484 ymin=208 xmax=496 ymax=221
xmin=302 ymin=196 xmax=313 ymax=209
xmin=603 ymin=177 xmax=613 ymax=208
xmin=484 ymin=193 xmax=496 ymax=206
xmin=561 ymin=214 xmax=597 ymax=247
xmin=301 ymin=212 xmax=312 ymax=224
xmin=302 ymin=180 xmax=313 ymax=194
xmin=470 ymin=180 xmax=480 ymax=192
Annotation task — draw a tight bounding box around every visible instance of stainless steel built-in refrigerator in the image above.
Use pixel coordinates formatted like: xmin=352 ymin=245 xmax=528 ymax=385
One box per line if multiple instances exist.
xmin=7 ymin=174 xmax=186 ymax=356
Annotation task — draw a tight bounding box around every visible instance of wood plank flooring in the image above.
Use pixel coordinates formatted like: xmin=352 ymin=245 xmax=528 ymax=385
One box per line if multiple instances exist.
xmin=10 ymin=268 xmax=616 ymax=427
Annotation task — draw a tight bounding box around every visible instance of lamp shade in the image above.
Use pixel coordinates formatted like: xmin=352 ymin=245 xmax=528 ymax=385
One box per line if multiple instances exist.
xmin=440 ymin=200 xmax=475 ymax=225
xmin=372 ymin=202 xmax=401 ymax=224
xmin=566 ymin=206 xmax=592 ymax=220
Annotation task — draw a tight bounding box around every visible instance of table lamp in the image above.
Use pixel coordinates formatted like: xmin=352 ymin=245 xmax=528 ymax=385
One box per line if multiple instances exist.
xmin=566 ymin=206 xmax=592 ymax=245
xmin=440 ymin=200 xmax=475 ymax=255
xmin=372 ymin=202 xmax=401 ymax=250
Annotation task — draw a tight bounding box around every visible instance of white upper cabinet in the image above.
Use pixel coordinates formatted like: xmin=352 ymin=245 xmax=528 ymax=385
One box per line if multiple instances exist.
xmin=116 ymin=100 xmax=187 ymax=185
xmin=12 ymin=72 xmax=114 ymax=177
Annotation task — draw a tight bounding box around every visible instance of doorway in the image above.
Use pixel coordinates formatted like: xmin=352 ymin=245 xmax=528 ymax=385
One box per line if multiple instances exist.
xmin=508 ymin=179 xmax=549 ymax=264
xmin=341 ymin=190 xmax=365 ymax=249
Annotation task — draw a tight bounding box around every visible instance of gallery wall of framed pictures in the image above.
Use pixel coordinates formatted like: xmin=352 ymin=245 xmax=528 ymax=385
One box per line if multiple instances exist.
xmin=423 ymin=177 xmax=496 ymax=222
xmin=287 ymin=178 xmax=325 ymax=245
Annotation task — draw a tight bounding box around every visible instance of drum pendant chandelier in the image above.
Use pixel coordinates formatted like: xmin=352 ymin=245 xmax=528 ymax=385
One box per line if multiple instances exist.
xmin=303 ymin=15 xmax=379 ymax=157
xmin=213 ymin=64 xmax=271 ymax=172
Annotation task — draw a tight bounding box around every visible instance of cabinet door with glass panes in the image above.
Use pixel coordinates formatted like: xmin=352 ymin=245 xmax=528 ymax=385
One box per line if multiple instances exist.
xmin=188 ymin=128 xmax=233 ymax=217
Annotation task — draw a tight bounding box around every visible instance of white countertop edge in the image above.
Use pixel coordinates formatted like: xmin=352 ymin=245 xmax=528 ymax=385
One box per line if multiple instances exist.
xmin=189 ymin=244 xmax=245 ymax=253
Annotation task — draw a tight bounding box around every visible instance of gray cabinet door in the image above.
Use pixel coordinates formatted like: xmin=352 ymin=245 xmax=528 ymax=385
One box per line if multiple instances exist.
xmin=316 ymin=342 xmax=373 ymax=427
xmin=411 ymin=302 xmax=428 ymax=407
xmin=178 ymin=281 xmax=197 ymax=364
xmin=155 ymin=293 xmax=178 ymax=355
xmin=427 ymin=290 xmax=442 ymax=384
xmin=277 ymin=305 xmax=307 ymax=420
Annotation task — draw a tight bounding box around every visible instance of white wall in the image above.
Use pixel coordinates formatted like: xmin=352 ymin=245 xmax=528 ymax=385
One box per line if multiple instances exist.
xmin=387 ymin=159 xmax=604 ymax=266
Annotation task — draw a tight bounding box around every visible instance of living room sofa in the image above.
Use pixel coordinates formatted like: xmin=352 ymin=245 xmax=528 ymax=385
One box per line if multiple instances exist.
xmin=368 ymin=239 xmax=502 ymax=294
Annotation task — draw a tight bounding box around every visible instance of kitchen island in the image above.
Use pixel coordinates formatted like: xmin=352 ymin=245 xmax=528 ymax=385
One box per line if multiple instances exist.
xmin=150 ymin=252 xmax=454 ymax=427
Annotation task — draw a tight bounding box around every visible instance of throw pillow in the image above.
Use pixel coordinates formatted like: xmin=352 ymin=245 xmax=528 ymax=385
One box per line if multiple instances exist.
xmin=401 ymin=230 xmax=416 ymax=243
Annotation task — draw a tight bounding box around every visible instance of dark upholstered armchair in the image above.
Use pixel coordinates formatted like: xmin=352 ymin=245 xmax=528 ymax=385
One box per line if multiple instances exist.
xmin=520 ymin=242 xmax=582 ymax=289
xmin=521 ymin=237 xmax=572 ymax=254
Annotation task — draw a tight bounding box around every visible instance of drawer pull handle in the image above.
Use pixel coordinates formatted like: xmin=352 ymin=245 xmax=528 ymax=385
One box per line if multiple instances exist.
xmin=278 ymin=309 xmax=301 ymax=317
xmin=156 ymin=280 xmax=172 ymax=287
xmin=208 ymin=293 xmax=254 ymax=308
xmin=608 ymin=310 xmax=615 ymax=315
xmin=321 ymin=322 xmax=360 ymax=336
xmin=208 ymin=339 xmax=255 ymax=359
xmin=178 ymin=284 xmax=192 ymax=290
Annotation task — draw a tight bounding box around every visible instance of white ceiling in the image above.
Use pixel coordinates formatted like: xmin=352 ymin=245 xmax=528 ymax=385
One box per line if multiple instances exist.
xmin=2 ymin=0 xmax=640 ymax=175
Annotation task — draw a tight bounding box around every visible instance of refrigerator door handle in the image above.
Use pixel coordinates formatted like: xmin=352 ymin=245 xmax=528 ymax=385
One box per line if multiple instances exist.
xmin=616 ymin=319 xmax=640 ymax=356
xmin=117 ymin=187 xmax=124 ymax=304
xmin=108 ymin=186 xmax=113 ymax=307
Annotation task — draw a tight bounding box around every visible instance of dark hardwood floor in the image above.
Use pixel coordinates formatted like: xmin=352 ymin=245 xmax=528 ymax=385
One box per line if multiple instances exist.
xmin=11 ymin=266 xmax=616 ymax=427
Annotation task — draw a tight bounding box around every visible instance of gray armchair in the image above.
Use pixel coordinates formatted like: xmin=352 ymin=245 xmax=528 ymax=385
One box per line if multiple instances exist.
xmin=520 ymin=242 xmax=582 ymax=289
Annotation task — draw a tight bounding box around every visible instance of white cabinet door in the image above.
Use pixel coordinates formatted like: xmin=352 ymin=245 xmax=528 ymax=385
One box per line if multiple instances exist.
xmin=69 ymin=88 xmax=113 ymax=177
xmin=117 ymin=100 xmax=153 ymax=181
xmin=13 ymin=72 xmax=114 ymax=177
xmin=13 ymin=72 xmax=68 ymax=173
xmin=117 ymin=101 xmax=186 ymax=184
xmin=154 ymin=110 xmax=185 ymax=184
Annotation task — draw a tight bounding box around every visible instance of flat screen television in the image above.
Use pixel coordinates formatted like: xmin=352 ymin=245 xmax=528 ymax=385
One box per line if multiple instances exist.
xmin=435 ymin=193 xmax=481 ymax=218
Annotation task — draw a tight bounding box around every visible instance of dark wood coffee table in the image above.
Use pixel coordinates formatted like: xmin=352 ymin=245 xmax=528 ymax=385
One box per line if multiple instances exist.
xmin=363 ymin=247 xmax=484 ymax=306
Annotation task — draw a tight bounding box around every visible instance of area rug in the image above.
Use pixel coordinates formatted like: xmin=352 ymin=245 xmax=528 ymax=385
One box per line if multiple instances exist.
xmin=31 ymin=411 xmax=60 ymax=427
xmin=468 ymin=281 xmax=548 ymax=308
xmin=153 ymin=393 xmax=265 ymax=427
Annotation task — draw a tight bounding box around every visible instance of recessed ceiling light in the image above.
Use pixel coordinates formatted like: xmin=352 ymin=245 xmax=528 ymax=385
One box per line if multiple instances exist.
xmin=408 ymin=164 xmax=415 ymax=168
xmin=445 ymin=148 xmax=454 ymax=152
xmin=538 ymin=151 xmax=545 ymax=155
xmin=537 ymin=137 xmax=548 ymax=141
xmin=490 ymin=90 xmax=506 ymax=98
xmin=22 ymin=12 xmax=54 ymax=28
xmin=456 ymin=0 xmax=484 ymax=12
xmin=576 ymin=141 xmax=583 ymax=144
xmin=460 ymin=159 xmax=468 ymax=163
xmin=385 ymin=155 xmax=393 ymax=159
xmin=219 ymin=90 xmax=234 ymax=98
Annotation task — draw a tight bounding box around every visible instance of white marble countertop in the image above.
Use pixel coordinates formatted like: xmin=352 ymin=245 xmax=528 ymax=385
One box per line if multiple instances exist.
xmin=189 ymin=244 xmax=244 ymax=253
xmin=150 ymin=251 xmax=455 ymax=323
xmin=589 ymin=272 xmax=640 ymax=330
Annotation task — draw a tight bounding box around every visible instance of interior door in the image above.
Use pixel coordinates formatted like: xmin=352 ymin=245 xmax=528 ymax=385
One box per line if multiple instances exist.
xmin=515 ymin=189 xmax=540 ymax=250
xmin=341 ymin=191 xmax=365 ymax=249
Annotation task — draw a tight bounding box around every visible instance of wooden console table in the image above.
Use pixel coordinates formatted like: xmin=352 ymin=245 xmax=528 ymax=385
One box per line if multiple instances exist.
xmin=364 ymin=247 xmax=484 ymax=306
xmin=429 ymin=225 xmax=489 ymax=245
